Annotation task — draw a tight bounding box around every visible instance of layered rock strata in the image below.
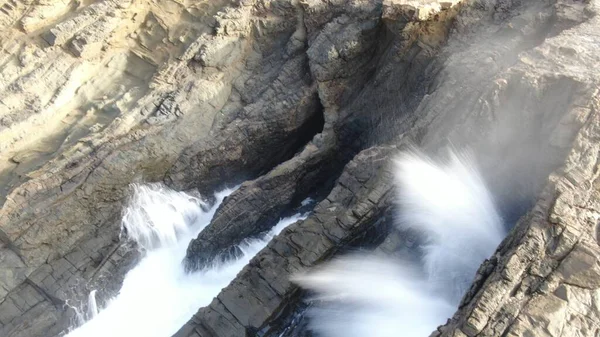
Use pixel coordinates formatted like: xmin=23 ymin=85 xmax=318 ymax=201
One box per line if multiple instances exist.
xmin=178 ymin=0 xmax=600 ymax=336
xmin=182 ymin=0 xmax=463 ymax=269
xmin=175 ymin=145 xmax=396 ymax=337
xmin=1 ymin=0 xmax=324 ymax=334
xmin=0 ymin=0 xmax=598 ymax=336
xmin=436 ymin=3 xmax=600 ymax=335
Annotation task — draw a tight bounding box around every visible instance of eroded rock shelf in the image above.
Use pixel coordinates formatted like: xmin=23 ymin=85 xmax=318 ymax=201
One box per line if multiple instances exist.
xmin=0 ymin=0 xmax=599 ymax=336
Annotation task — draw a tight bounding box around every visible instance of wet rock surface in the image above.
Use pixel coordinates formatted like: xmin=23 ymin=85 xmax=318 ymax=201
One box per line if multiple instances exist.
xmin=435 ymin=3 xmax=600 ymax=335
xmin=0 ymin=0 xmax=599 ymax=336
xmin=174 ymin=145 xmax=397 ymax=337
xmin=182 ymin=0 xmax=448 ymax=270
xmin=1 ymin=0 xmax=326 ymax=334
xmin=177 ymin=0 xmax=600 ymax=336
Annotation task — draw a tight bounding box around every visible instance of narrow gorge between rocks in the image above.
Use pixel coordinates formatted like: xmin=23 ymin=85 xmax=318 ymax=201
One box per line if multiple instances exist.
xmin=1 ymin=0 xmax=600 ymax=337
xmin=65 ymin=184 xmax=308 ymax=337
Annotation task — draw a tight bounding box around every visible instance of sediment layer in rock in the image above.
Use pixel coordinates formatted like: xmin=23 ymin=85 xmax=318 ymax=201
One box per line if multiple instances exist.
xmin=0 ymin=0 xmax=598 ymax=336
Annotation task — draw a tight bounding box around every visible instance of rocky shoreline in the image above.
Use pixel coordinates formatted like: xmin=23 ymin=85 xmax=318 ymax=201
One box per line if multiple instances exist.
xmin=0 ymin=0 xmax=599 ymax=336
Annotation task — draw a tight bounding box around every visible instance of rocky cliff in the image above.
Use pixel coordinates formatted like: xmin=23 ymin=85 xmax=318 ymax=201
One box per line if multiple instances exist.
xmin=0 ymin=0 xmax=598 ymax=336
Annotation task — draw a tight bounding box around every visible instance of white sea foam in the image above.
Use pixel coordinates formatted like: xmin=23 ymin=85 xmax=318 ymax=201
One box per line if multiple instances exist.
xmin=295 ymin=149 xmax=504 ymax=337
xmin=66 ymin=183 xmax=307 ymax=337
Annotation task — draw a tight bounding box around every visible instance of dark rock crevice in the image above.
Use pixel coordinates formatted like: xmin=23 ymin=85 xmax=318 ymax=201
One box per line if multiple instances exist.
xmin=175 ymin=0 xmax=600 ymax=337
xmin=174 ymin=144 xmax=396 ymax=337
xmin=1 ymin=0 xmax=599 ymax=336
xmin=182 ymin=0 xmax=461 ymax=271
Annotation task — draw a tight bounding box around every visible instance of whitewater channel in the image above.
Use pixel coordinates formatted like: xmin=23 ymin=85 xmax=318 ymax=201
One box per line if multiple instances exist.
xmin=66 ymin=183 xmax=307 ymax=337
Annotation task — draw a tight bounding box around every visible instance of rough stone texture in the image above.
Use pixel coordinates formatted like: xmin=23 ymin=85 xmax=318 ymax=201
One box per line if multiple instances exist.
xmin=433 ymin=2 xmax=600 ymax=336
xmin=183 ymin=0 xmax=460 ymax=269
xmin=183 ymin=0 xmax=387 ymax=269
xmin=0 ymin=0 xmax=325 ymax=335
xmin=183 ymin=138 xmax=335 ymax=270
xmin=0 ymin=0 xmax=599 ymax=335
xmin=176 ymin=0 xmax=600 ymax=335
xmin=174 ymin=145 xmax=396 ymax=337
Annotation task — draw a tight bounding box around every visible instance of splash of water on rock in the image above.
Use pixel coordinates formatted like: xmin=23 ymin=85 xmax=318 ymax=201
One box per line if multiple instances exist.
xmin=295 ymin=148 xmax=504 ymax=337
xmin=66 ymin=183 xmax=306 ymax=337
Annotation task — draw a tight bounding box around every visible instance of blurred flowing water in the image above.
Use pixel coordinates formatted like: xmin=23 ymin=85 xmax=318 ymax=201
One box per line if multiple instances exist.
xmin=66 ymin=183 xmax=306 ymax=337
xmin=295 ymin=149 xmax=504 ymax=337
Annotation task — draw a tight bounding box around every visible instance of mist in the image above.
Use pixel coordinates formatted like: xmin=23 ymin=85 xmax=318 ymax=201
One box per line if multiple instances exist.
xmin=294 ymin=148 xmax=504 ymax=337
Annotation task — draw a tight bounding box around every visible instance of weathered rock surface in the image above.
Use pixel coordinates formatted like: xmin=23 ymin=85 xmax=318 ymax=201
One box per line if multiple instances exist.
xmin=175 ymin=145 xmax=396 ymax=337
xmin=182 ymin=0 xmax=386 ymax=269
xmin=435 ymin=2 xmax=600 ymax=335
xmin=0 ymin=0 xmax=325 ymax=335
xmin=0 ymin=0 xmax=599 ymax=335
xmin=183 ymin=0 xmax=458 ymax=269
xmin=176 ymin=0 xmax=600 ymax=336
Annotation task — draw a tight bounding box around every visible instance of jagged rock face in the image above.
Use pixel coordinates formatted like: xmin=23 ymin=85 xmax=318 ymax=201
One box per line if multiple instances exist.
xmin=0 ymin=0 xmax=326 ymax=335
xmin=0 ymin=0 xmax=598 ymax=336
xmin=175 ymin=145 xmax=397 ymax=337
xmin=435 ymin=2 xmax=600 ymax=336
xmin=182 ymin=0 xmax=458 ymax=270
xmin=176 ymin=0 xmax=600 ymax=336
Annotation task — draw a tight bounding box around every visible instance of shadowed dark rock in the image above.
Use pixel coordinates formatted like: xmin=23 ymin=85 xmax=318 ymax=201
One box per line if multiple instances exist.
xmin=1 ymin=0 xmax=600 ymax=335
xmin=174 ymin=145 xmax=396 ymax=337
